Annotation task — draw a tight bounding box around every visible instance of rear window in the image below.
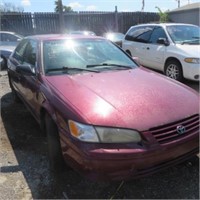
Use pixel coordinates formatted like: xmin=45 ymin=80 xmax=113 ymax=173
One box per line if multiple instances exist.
xmin=125 ymin=26 xmax=154 ymax=43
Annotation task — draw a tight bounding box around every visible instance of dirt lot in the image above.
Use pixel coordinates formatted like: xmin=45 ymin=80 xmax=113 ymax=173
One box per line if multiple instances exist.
xmin=0 ymin=70 xmax=199 ymax=199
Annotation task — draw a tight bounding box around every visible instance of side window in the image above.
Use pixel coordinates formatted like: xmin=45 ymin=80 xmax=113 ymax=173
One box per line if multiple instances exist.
xmin=1 ymin=33 xmax=8 ymax=41
xmin=13 ymin=39 xmax=29 ymax=63
xmin=149 ymin=27 xmax=167 ymax=44
xmin=23 ymin=40 xmax=37 ymax=66
xmin=125 ymin=26 xmax=153 ymax=43
xmin=1 ymin=33 xmax=19 ymax=42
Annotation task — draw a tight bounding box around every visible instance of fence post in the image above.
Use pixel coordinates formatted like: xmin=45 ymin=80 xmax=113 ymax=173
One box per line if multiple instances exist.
xmin=115 ymin=6 xmax=119 ymax=32
xmin=58 ymin=0 xmax=65 ymax=33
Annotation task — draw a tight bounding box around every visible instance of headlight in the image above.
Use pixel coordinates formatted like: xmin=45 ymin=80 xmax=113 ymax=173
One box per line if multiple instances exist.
xmin=95 ymin=127 xmax=141 ymax=143
xmin=68 ymin=120 xmax=142 ymax=143
xmin=68 ymin=120 xmax=99 ymax=142
xmin=184 ymin=58 xmax=200 ymax=64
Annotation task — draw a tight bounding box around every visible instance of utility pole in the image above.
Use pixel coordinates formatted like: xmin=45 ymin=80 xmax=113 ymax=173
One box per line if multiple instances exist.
xmin=58 ymin=0 xmax=64 ymax=33
xmin=176 ymin=0 xmax=180 ymax=8
xmin=115 ymin=6 xmax=119 ymax=32
xmin=141 ymin=0 xmax=145 ymax=11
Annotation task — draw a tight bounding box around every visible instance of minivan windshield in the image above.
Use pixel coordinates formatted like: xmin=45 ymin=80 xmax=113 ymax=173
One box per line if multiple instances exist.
xmin=43 ymin=39 xmax=137 ymax=74
xmin=166 ymin=25 xmax=200 ymax=44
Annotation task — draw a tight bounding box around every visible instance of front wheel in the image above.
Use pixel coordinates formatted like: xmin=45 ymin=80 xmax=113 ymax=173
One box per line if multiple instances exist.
xmin=45 ymin=113 xmax=65 ymax=172
xmin=164 ymin=60 xmax=183 ymax=82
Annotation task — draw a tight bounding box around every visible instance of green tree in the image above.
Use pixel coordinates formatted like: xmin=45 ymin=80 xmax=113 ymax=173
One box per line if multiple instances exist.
xmin=155 ymin=6 xmax=168 ymax=23
xmin=54 ymin=0 xmax=73 ymax=13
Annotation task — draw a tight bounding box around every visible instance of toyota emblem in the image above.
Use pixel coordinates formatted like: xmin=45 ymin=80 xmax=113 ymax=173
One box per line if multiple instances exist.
xmin=176 ymin=125 xmax=186 ymax=135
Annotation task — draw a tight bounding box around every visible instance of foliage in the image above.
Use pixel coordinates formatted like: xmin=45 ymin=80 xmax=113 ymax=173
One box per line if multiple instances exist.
xmin=54 ymin=0 xmax=73 ymax=13
xmin=155 ymin=6 xmax=168 ymax=23
xmin=0 ymin=2 xmax=24 ymax=12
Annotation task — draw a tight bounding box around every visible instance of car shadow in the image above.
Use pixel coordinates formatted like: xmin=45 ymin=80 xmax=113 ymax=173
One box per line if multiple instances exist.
xmin=1 ymin=92 xmax=199 ymax=199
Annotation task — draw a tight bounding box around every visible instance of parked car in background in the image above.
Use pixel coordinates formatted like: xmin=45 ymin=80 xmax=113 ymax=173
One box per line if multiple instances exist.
xmin=122 ymin=23 xmax=200 ymax=82
xmin=7 ymin=34 xmax=199 ymax=181
xmin=69 ymin=30 xmax=96 ymax=36
xmin=103 ymin=32 xmax=125 ymax=47
xmin=0 ymin=31 xmax=23 ymax=70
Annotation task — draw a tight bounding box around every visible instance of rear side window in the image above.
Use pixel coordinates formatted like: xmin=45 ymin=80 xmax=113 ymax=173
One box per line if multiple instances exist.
xmin=149 ymin=27 xmax=167 ymax=44
xmin=125 ymin=26 xmax=154 ymax=43
xmin=23 ymin=40 xmax=37 ymax=66
xmin=0 ymin=33 xmax=20 ymax=42
xmin=13 ymin=39 xmax=28 ymax=63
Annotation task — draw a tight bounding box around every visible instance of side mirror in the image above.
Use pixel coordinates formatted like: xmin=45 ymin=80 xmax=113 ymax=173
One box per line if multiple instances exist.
xmin=16 ymin=63 xmax=35 ymax=76
xmin=157 ymin=38 xmax=170 ymax=46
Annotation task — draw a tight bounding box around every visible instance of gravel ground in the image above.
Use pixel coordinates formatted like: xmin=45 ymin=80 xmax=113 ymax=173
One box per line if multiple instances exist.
xmin=0 ymin=70 xmax=199 ymax=199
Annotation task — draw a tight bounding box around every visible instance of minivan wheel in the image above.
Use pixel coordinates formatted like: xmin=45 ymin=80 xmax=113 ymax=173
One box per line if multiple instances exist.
xmin=164 ymin=60 xmax=183 ymax=82
xmin=45 ymin=113 xmax=65 ymax=172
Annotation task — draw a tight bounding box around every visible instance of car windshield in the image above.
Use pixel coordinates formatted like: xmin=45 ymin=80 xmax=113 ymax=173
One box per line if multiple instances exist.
xmin=43 ymin=38 xmax=137 ymax=74
xmin=166 ymin=25 xmax=200 ymax=44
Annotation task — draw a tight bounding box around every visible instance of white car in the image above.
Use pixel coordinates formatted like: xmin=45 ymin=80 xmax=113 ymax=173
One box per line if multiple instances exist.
xmin=122 ymin=23 xmax=200 ymax=82
xmin=0 ymin=31 xmax=23 ymax=70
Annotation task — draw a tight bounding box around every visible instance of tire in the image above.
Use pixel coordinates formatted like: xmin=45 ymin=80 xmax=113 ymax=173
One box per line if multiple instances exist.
xmin=164 ymin=60 xmax=183 ymax=82
xmin=0 ymin=56 xmax=7 ymax=71
xmin=45 ymin=113 xmax=65 ymax=172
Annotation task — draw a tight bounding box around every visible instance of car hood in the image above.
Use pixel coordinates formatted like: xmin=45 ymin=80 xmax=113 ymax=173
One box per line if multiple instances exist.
xmin=176 ymin=44 xmax=200 ymax=57
xmin=45 ymin=68 xmax=199 ymax=131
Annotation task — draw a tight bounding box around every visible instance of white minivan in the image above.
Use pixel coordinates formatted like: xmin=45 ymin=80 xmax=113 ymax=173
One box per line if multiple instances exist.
xmin=122 ymin=23 xmax=200 ymax=82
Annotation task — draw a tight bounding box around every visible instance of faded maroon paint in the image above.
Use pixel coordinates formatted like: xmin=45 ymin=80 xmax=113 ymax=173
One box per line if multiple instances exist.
xmin=45 ymin=67 xmax=199 ymax=131
xmin=8 ymin=34 xmax=200 ymax=181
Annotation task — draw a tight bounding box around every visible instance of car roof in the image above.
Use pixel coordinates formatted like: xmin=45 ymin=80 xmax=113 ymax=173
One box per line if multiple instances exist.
xmin=130 ymin=23 xmax=198 ymax=28
xmin=24 ymin=34 xmax=104 ymax=41
xmin=0 ymin=31 xmax=18 ymax=34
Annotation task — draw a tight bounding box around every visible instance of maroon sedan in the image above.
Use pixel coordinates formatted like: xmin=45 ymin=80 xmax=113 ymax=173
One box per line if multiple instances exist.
xmin=7 ymin=34 xmax=199 ymax=181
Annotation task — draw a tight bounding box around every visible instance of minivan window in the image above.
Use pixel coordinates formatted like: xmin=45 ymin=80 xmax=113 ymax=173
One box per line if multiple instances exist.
xmin=149 ymin=27 xmax=167 ymax=44
xmin=125 ymin=26 xmax=154 ymax=43
xmin=166 ymin=25 xmax=200 ymax=44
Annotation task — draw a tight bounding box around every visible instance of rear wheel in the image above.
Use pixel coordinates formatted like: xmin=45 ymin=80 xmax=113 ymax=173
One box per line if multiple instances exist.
xmin=45 ymin=113 xmax=65 ymax=172
xmin=164 ymin=60 xmax=183 ymax=82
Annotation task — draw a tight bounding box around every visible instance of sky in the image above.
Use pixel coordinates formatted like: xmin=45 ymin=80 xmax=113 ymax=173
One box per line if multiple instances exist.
xmin=1 ymin=0 xmax=200 ymax=13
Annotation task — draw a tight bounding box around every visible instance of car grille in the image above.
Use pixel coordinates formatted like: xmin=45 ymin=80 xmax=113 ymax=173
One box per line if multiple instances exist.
xmin=149 ymin=114 xmax=199 ymax=144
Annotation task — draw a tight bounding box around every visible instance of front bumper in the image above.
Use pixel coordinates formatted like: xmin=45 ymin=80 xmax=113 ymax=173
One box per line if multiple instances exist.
xmin=182 ymin=62 xmax=200 ymax=81
xmin=60 ymin=132 xmax=199 ymax=181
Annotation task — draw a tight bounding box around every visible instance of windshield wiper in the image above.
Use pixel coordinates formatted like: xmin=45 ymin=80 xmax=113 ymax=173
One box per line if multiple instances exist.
xmin=46 ymin=66 xmax=100 ymax=73
xmin=181 ymin=39 xmax=200 ymax=45
xmin=86 ymin=63 xmax=133 ymax=69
